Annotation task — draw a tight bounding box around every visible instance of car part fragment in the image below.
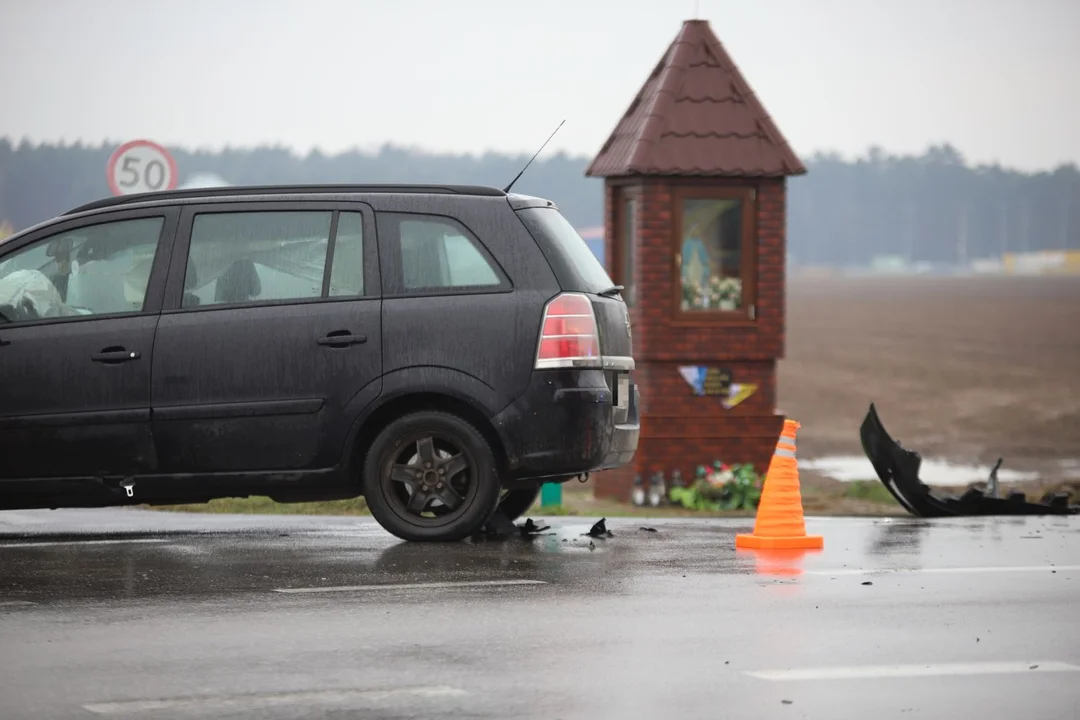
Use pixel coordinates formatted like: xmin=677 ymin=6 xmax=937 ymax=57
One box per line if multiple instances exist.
xmin=859 ymin=403 xmax=1078 ymax=517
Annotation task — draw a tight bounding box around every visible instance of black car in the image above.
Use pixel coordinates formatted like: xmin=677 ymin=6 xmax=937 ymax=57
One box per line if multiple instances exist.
xmin=0 ymin=184 xmax=639 ymax=541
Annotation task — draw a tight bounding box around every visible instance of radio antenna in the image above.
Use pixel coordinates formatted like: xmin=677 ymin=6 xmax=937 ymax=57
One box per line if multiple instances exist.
xmin=503 ymin=119 xmax=566 ymax=193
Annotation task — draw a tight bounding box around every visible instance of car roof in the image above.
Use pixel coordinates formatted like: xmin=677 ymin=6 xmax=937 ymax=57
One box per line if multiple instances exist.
xmin=0 ymin=185 xmax=559 ymax=250
xmin=63 ymin=184 xmax=508 ymax=216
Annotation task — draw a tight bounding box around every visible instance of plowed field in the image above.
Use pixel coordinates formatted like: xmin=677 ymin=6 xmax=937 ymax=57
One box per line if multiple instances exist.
xmin=780 ymin=275 xmax=1080 ymax=483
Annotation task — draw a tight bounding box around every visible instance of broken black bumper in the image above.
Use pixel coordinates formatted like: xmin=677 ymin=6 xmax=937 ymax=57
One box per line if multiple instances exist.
xmin=860 ymin=403 xmax=1078 ymax=517
xmin=493 ymin=368 xmax=640 ymax=484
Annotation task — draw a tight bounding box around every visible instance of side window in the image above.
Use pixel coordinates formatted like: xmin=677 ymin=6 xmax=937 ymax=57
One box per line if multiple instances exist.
xmin=328 ymin=212 xmax=364 ymax=297
xmin=397 ymin=216 xmax=501 ymax=292
xmin=184 ymin=211 xmax=333 ymax=308
xmin=0 ymin=217 xmax=164 ymax=323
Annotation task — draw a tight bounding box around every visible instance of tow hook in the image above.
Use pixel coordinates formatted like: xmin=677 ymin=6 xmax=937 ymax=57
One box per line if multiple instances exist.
xmin=121 ymin=481 xmax=135 ymax=498
xmin=578 ymin=472 xmax=590 ymax=484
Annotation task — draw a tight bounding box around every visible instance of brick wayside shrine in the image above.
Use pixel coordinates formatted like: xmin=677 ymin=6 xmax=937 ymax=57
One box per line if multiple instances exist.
xmin=586 ymin=19 xmax=807 ymax=501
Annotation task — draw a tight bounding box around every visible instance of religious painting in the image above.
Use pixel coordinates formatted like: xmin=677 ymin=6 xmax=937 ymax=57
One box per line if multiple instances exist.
xmin=678 ymin=197 xmax=746 ymax=312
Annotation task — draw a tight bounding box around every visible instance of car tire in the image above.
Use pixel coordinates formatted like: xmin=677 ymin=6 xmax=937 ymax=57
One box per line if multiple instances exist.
xmin=363 ymin=410 xmax=501 ymax=542
xmin=496 ymin=485 xmax=542 ymax=522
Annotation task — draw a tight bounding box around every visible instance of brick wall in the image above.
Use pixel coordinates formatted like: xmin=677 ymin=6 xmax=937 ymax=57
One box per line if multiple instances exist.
xmin=594 ymin=176 xmax=788 ymax=502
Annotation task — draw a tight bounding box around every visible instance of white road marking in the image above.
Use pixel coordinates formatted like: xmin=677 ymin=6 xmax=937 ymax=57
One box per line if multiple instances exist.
xmin=747 ymin=661 xmax=1080 ymax=681
xmin=0 ymin=600 xmax=36 ymax=607
xmin=82 ymin=685 xmax=467 ymax=714
xmin=273 ymin=579 xmax=547 ymax=594
xmin=803 ymin=564 xmax=1080 ymax=577
xmin=0 ymin=538 xmax=168 ymax=550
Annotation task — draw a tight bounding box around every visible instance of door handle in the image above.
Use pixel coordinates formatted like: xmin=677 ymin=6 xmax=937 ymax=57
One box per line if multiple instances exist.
xmin=317 ymin=331 xmax=367 ymax=348
xmin=92 ymin=348 xmax=141 ymax=364
xmin=0 ymin=338 xmax=9 ymax=348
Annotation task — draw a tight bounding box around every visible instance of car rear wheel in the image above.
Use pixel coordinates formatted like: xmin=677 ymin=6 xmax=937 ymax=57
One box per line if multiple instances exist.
xmin=363 ymin=411 xmax=501 ymax=542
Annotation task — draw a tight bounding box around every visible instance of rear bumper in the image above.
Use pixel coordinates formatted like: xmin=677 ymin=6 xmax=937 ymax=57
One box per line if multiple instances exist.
xmin=492 ymin=368 xmax=640 ymax=482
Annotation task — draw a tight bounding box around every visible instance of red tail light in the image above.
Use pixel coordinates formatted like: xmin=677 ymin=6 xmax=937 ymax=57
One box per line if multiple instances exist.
xmin=535 ymin=292 xmax=601 ymax=370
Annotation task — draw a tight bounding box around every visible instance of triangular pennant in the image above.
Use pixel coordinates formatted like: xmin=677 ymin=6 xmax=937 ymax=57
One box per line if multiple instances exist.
xmin=722 ymin=383 xmax=758 ymax=410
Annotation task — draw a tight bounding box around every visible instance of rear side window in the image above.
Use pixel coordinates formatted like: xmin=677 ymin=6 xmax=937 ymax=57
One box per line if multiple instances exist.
xmin=516 ymin=207 xmax=615 ymax=294
xmin=328 ymin=212 xmax=364 ymax=297
xmin=378 ymin=212 xmax=505 ymax=295
xmin=182 ymin=210 xmax=366 ymax=308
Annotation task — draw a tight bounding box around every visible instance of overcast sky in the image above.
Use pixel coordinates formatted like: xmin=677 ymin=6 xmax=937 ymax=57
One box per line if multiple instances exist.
xmin=2 ymin=0 xmax=1078 ymax=171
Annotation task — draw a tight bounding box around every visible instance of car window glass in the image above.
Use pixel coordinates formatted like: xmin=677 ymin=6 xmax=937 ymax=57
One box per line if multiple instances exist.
xmin=328 ymin=212 xmax=364 ymax=297
xmin=516 ymin=206 xmax=614 ymax=294
xmin=399 ymin=217 xmax=500 ymax=291
xmin=0 ymin=217 xmax=164 ymax=323
xmin=184 ymin=211 xmax=332 ymax=308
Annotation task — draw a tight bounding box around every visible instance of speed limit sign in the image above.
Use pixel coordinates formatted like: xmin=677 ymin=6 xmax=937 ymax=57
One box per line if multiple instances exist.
xmin=106 ymin=139 xmax=178 ymax=196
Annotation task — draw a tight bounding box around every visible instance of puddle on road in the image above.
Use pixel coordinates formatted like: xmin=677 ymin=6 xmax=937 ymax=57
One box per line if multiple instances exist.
xmin=799 ymin=455 xmax=1044 ymax=484
xmin=1060 ymin=459 xmax=1080 ymax=480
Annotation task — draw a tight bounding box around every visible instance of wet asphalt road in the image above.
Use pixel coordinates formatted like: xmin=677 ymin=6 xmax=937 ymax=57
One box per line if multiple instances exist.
xmin=1 ymin=510 xmax=1079 ymax=720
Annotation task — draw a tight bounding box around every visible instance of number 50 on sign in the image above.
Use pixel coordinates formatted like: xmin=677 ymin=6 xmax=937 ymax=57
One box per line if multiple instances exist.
xmin=107 ymin=139 xmax=178 ymax=196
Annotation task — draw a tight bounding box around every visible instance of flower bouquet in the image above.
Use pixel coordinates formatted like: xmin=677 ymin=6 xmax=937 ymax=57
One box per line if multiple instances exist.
xmin=669 ymin=460 xmax=763 ymax=511
xmin=707 ymin=276 xmax=742 ymax=310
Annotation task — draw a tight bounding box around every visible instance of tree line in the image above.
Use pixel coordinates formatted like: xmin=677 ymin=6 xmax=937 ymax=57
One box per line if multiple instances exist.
xmin=1 ymin=138 xmax=1077 ymax=266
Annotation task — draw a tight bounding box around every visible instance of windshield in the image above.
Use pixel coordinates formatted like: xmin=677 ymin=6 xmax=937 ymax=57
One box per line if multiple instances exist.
xmin=515 ymin=206 xmax=614 ymax=294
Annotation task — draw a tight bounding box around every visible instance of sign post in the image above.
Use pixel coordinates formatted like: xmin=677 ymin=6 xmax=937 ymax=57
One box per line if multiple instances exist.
xmin=106 ymin=139 xmax=178 ymax=196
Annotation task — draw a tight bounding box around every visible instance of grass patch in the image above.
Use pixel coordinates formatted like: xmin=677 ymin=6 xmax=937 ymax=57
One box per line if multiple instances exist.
xmin=157 ymin=496 xmax=370 ymax=515
xmin=528 ymin=504 xmax=579 ymax=516
xmin=527 ymin=497 xmax=756 ymax=519
xmin=151 ymin=480 xmax=907 ymax=518
xmin=153 ymin=495 xmax=752 ymax=519
xmin=842 ymin=480 xmax=899 ymax=505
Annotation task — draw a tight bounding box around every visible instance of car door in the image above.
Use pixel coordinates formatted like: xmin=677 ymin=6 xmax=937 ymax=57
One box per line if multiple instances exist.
xmin=0 ymin=208 xmax=176 ymax=481
xmin=150 ymin=201 xmax=382 ymax=475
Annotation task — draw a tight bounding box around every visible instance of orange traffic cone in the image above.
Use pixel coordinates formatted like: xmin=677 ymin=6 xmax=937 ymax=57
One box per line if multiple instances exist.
xmin=735 ymin=419 xmax=823 ymax=550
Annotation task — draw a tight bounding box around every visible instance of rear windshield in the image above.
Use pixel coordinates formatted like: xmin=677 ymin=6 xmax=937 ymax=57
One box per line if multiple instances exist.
xmin=516 ymin=207 xmax=614 ymax=294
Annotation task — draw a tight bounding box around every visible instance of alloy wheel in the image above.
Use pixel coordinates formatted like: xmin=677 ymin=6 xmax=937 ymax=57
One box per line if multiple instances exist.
xmin=382 ymin=432 xmax=477 ymax=526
